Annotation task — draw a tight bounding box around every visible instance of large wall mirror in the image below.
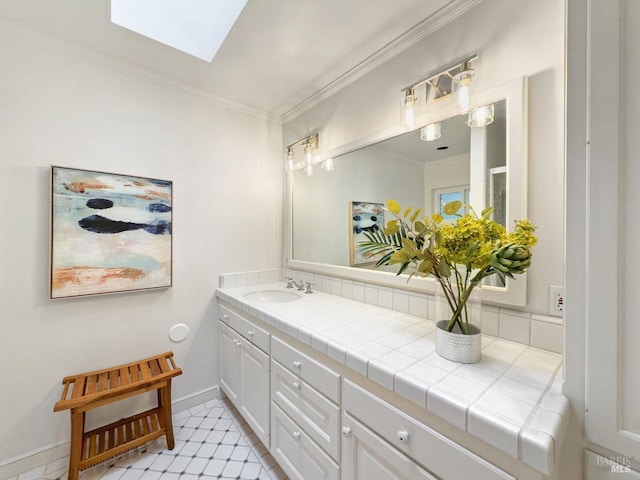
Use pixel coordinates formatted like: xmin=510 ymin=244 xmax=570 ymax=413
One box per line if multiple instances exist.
xmin=285 ymin=77 xmax=528 ymax=306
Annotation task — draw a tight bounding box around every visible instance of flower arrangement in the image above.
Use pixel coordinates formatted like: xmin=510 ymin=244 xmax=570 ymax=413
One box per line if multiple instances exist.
xmin=359 ymin=200 xmax=537 ymax=334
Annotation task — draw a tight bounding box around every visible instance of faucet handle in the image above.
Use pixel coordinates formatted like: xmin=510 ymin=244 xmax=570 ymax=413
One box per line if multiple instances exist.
xmin=285 ymin=277 xmax=295 ymax=288
xmin=304 ymin=282 xmax=315 ymax=294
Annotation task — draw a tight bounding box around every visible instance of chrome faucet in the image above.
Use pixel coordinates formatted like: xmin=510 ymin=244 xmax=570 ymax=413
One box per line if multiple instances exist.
xmin=286 ymin=277 xmax=305 ymax=290
xmin=286 ymin=277 xmax=314 ymax=293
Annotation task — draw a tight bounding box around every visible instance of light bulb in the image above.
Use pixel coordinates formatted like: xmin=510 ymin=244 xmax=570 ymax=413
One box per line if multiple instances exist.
xmin=420 ymin=122 xmax=441 ymax=141
xmin=453 ymin=66 xmax=475 ymax=113
xmin=322 ymin=158 xmax=335 ymax=170
xmin=467 ymin=104 xmax=495 ymax=127
xmin=286 ymin=147 xmax=295 ymax=171
xmin=304 ymin=143 xmax=313 ymax=165
xmin=402 ymin=88 xmax=418 ymax=129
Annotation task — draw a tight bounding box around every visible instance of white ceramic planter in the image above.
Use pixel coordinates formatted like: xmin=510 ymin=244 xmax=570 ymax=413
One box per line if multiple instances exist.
xmin=435 ymin=320 xmax=482 ymax=364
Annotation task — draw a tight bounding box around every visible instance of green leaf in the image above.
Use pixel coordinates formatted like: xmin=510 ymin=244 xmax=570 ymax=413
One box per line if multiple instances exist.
xmin=410 ymin=208 xmax=422 ymax=223
xmin=403 ymin=207 xmax=412 ymax=219
xmin=384 ymin=220 xmax=400 ymax=236
xmin=414 ymin=221 xmax=426 ymax=234
xmin=387 ymin=199 xmax=401 ymax=216
xmin=417 ymin=259 xmax=434 ymax=275
xmin=443 ymin=201 xmax=462 ymax=216
xmin=431 ymin=213 xmax=443 ymax=224
xmin=481 ymin=206 xmax=495 ymax=219
xmin=436 ymin=260 xmax=451 ymax=277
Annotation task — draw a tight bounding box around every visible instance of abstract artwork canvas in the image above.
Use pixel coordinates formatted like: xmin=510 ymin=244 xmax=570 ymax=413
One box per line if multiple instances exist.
xmin=349 ymin=201 xmax=385 ymax=266
xmin=50 ymin=166 xmax=172 ymax=299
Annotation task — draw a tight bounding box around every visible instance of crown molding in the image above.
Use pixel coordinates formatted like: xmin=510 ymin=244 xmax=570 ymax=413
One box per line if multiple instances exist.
xmin=0 ymin=21 xmax=281 ymax=124
xmin=280 ymin=0 xmax=484 ymax=124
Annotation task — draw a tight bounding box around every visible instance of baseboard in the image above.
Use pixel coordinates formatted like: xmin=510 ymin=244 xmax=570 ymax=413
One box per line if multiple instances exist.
xmin=0 ymin=385 xmax=220 ymax=480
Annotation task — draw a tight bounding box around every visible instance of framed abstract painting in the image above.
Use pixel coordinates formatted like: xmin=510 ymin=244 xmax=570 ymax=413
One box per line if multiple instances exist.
xmin=50 ymin=166 xmax=172 ymax=299
xmin=349 ymin=201 xmax=385 ymax=266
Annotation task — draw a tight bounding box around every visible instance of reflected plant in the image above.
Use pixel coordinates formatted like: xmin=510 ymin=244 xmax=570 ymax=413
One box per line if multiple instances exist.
xmin=359 ymin=200 xmax=537 ymax=334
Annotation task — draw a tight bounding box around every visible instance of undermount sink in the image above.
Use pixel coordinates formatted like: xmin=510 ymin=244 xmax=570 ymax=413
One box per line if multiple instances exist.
xmin=243 ymin=290 xmax=302 ymax=303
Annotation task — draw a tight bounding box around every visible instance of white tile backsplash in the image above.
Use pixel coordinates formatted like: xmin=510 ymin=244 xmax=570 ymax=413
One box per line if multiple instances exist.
xmin=226 ymin=268 xmax=564 ymax=352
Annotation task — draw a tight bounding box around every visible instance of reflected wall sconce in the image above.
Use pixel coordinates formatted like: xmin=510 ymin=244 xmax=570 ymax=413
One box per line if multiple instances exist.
xmin=285 ymin=133 xmax=333 ymax=175
xmin=420 ymin=122 xmax=441 ymax=141
xmin=401 ymin=54 xmax=478 ymax=127
xmin=467 ymin=104 xmax=495 ymax=127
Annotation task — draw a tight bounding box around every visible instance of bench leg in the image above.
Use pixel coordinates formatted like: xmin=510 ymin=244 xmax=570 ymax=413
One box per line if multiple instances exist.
xmin=158 ymin=382 xmax=175 ymax=449
xmin=68 ymin=410 xmax=85 ymax=480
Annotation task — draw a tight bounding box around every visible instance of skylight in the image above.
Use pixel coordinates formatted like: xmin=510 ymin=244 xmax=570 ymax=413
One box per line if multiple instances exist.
xmin=111 ymin=0 xmax=248 ymax=62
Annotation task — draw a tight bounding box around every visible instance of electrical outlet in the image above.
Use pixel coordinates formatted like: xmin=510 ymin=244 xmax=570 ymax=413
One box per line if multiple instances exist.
xmin=548 ymin=285 xmax=564 ymax=317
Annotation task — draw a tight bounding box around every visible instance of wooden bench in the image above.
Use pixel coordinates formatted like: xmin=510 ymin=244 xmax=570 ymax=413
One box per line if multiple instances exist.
xmin=54 ymin=352 xmax=182 ymax=480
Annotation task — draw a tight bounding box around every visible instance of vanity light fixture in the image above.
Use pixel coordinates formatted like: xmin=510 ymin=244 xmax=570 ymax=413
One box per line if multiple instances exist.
xmin=401 ymin=54 xmax=478 ymax=127
xmin=467 ymin=104 xmax=495 ymax=127
xmin=285 ymin=133 xmax=323 ymax=174
xmin=420 ymin=122 xmax=441 ymax=141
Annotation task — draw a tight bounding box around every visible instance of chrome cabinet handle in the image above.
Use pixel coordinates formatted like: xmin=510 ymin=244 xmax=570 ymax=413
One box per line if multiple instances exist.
xmin=396 ymin=430 xmax=410 ymax=444
xmin=233 ymin=339 xmax=241 ymax=347
xmin=247 ymin=330 xmax=255 ymax=337
xmin=292 ymin=382 xmax=301 ymax=390
xmin=292 ymin=361 xmax=301 ymax=369
xmin=292 ymin=431 xmax=301 ymax=440
xmin=342 ymin=427 xmax=352 ymax=437
xmin=222 ymin=314 xmax=229 ymax=320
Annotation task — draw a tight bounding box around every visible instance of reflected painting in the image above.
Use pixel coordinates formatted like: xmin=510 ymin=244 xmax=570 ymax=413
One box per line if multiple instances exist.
xmin=349 ymin=201 xmax=384 ymax=266
xmin=50 ymin=166 xmax=172 ymax=299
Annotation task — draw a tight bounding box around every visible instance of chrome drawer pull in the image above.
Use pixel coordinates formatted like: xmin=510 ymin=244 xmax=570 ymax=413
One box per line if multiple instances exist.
xmin=292 ymin=431 xmax=301 ymax=440
xmin=292 ymin=361 xmax=302 ymax=369
xmin=247 ymin=330 xmax=255 ymax=337
xmin=292 ymin=382 xmax=301 ymax=390
xmin=342 ymin=427 xmax=352 ymax=437
xmin=233 ymin=339 xmax=241 ymax=347
xmin=222 ymin=314 xmax=229 ymax=320
xmin=396 ymin=430 xmax=410 ymax=444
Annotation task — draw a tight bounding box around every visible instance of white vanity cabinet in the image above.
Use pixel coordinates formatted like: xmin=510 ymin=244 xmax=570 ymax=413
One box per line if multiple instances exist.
xmin=218 ymin=306 xmax=270 ymax=448
xmin=341 ymin=380 xmax=515 ymax=480
xmin=270 ymin=336 xmax=341 ymax=480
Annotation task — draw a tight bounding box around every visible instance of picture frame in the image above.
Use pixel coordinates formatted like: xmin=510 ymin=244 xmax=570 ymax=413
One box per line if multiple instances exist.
xmin=349 ymin=201 xmax=385 ymax=266
xmin=50 ymin=166 xmax=173 ymax=299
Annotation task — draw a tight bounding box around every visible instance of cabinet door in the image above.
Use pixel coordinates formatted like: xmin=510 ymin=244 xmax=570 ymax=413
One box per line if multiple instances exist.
xmin=239 ymin=337 xmax=271 ymax=447
xmin=271 ymin=403 xmax=340 ymax=480
xmin=219 ymin=321 xmax=241 ymax=405
xmin=341 ymin=411 xmax=438 ymax=480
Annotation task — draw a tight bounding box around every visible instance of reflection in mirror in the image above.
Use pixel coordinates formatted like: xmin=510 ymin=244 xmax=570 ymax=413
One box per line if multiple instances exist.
xmin=292 ymin=100 xmax=507 ymax=281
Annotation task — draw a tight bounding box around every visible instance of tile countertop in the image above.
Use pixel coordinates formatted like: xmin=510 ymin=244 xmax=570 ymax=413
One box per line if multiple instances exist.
xmin=216 ymin=283 xmax=570 ymax=476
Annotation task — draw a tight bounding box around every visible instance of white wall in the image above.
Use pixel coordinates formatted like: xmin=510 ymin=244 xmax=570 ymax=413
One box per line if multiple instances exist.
xmin=0 ymin=28 xmax=282 ymax=470
xmin=283 ymin=0 xmax=565 ymax=316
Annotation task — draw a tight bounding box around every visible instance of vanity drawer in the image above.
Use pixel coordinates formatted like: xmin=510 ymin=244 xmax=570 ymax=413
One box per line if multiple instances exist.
xmin=219 ymin=304 xmax=270 ymax=353
xmin=342 ymin=380 xmax=514 ymax=480
xmin=271 ymin=402 xmax=340 ymax=480
xmin=271 ymin=359 xmax=340 ymax=461
xmin=271 ymin=336 xmax=340 ymax=403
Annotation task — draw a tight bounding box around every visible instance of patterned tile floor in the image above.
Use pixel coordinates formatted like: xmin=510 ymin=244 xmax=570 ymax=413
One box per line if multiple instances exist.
xmin=17 ymin=398 xmax=287 ymax=480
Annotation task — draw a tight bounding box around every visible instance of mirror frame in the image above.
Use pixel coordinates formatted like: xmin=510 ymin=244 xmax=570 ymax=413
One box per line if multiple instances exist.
xmin=284 ymin=76 xmax=528 ymax=306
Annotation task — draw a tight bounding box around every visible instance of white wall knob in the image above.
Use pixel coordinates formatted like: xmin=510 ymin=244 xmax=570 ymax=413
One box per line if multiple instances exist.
xmin=292 ymin=361 xmax=301 ymax=369
xmin=396 ymin=430 xmax=410 ymax=444
xmin=342 ymin=427 xmax=352 ymax=437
